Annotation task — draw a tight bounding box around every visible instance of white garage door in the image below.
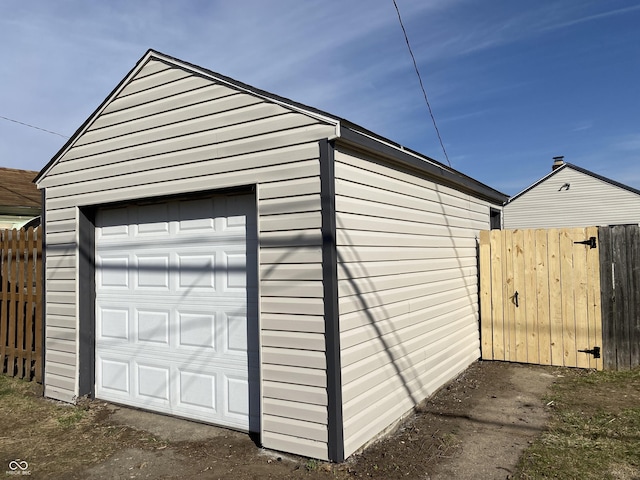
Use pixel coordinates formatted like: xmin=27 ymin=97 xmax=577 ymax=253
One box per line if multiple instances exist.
xmin=95 ymin=194 xmax=256 ymax=431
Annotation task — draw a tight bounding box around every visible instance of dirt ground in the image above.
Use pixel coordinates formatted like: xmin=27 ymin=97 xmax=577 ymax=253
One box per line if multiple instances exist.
xmin=3 ymin=361 xmax=562 ymax=479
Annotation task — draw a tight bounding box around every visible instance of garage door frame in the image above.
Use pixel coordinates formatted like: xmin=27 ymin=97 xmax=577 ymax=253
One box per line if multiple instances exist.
xmin=76 ymin=187 xmax=259 ymax=431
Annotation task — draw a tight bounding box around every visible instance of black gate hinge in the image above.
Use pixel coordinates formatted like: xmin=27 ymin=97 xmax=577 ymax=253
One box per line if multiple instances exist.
xmin=578 ymin=346 xmax=601 ymax=358
xmin=574 ymin=237 xmax=597 ymax=249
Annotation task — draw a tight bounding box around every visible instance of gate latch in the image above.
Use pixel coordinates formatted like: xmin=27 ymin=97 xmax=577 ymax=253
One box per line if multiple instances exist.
xmin=574 ymin=237 xmax=597 ymax=248
xmin=578 ymin=346 xmax=601 ymax=358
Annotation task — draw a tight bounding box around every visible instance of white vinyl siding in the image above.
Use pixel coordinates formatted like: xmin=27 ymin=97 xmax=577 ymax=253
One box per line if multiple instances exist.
xmin=258 ymin=175 xmax=329 ymax=459
xmin=334 ymin=147 xmax=491 ymax=457
xmin=504 ymin=167 xmax=640 ymax=229
xmin=39 ymin=58 xmax=335 ymax=459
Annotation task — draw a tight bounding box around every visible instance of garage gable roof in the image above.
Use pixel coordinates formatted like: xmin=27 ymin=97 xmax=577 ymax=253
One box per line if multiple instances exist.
xmin=35 ymin=49 xmax=507 ymax=204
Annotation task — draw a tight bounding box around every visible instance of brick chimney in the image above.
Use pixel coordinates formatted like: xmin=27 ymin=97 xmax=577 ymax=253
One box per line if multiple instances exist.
xmin=552 ymin=156 xmax=565 ymax=171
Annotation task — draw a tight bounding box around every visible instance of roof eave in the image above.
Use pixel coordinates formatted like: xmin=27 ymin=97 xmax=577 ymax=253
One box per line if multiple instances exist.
xmin=506 ymin=164 xmax=567 ymax=204
xmin=336 ymin=126 xmax=508 ymax=205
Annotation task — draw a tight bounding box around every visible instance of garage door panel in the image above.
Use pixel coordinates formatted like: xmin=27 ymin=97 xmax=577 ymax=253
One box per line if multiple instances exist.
xmin=97 ymin=207 xmax=130 ymax=238
xmin=98 ymin=307 xmax=129 ymax=340
xmin=225 ymin=214 xmax=247 ymax=230
xmin=136 ymin=254 xmax=170 ymax=289
xmin=136 ymin=363 xmax=170 ymax=402
xmin=178 ymin=370 xmax=217 ymax=410
xmin=98 ymin=357 xmax=130 ymax=394
xmin=177 ymin=253 xmax=216 ymax=289
xmin=99 ymin=257 xmax=130 ymax=288
xmin=226 ymin=314 xmax=248 ymax=353
xmin=226 ymin=375 xmax=249 ymax=418
xmin=95 ymin=194 xmax=254 ymax=431
xmin=178 ymin=312 xmax=216 ymax=349
xmin=225 ymin=253 xmax=247 ymax=289
xmin=178 ymin=198 xmax=216 ymax=232
xmin=136 ymin=309 xmax=170 ymax=345
xmin=137 ymin=203 xmax=171 ymax=234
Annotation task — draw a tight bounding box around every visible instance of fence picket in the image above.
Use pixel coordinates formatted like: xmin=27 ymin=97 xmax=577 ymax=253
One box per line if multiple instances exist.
xmin=559 ymin=230 xmax=577 ymax=367
xmin=535 ymin=229 xmax=551 ymax=365
xmin=17 ymin=229 xmax=26 ymax=378
xmin=547 ymin=229 xmax=564 ymax=366
xmin=524 ymin=229 xmax=538 ymax=364
xmin=503 ymin=230 xmax=515 ymax=361
xmin=0 ymin=233 xmax=8 ymax=367
xmin=25 ymin=228 xmax=35 ymax=377
xmin=479 ymin=230 xmax=492 ymax=360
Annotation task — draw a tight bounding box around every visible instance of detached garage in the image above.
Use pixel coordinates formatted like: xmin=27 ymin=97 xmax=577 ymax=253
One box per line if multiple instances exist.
xmin=35 ymin=49 xmax=507 ymax=461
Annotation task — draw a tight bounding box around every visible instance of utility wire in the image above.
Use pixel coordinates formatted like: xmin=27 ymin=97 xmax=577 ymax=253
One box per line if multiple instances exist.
xmin=392 ymin=0 xmax=451 ymax=168
xmin=0 ymin=114 xmax=69 ymax=139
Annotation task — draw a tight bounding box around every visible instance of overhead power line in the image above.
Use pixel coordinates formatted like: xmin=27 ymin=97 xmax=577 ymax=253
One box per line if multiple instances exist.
xmin=0 ymin=114 xmax=69 ymax=139
xmin=392 ymin=0 xmax=451 ymax=168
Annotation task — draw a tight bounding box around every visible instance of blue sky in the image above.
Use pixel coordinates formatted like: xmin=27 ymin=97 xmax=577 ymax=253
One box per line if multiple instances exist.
xmin=1 ymin=0 xmax=638 ymax=196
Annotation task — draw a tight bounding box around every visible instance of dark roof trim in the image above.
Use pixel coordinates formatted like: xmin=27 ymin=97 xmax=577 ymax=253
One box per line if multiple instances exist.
xmin=337 ymin=127 xmax=508 ymax=204
xmin=158 ymin=51 xmax=342 ymax=126
xmin=35 ymin=51 xmax=154 ymax=184
xmin=507 ymin=162 xmax=640 ymax=204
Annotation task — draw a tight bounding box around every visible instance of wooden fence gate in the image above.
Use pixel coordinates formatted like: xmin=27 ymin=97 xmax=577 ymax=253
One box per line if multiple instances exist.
xmin=479 ymin=227 xmax=603 ymax=370
xmin=0 ymin=227 xmax=43 ymax=382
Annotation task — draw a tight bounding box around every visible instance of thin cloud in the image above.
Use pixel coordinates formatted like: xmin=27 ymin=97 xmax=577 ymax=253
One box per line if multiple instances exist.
xmin=542 ymin=3 xmax=640 ymax=31
xmin=613 ymin=133 xmax=640 ymax=152
xmin=572 ymin=121 xmax=594 ymax=132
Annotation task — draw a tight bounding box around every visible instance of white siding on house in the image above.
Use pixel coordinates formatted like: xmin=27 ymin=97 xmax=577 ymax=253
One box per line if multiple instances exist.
xmin=334 ymin=147 xmax=492 ymax=458
xmin=39 ymin=58 xmax=336 ymax=459
xmin=504 ymin=167 xmax=640 ymax=229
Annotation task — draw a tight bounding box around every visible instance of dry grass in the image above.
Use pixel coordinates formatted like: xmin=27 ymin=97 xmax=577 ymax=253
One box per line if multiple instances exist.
xmin=0 ymin=375 xmax=150 ymax=478
xmin=515 ymin=367 xmax=640 ymax=480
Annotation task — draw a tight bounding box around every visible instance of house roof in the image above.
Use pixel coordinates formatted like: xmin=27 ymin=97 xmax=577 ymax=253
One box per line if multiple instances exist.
xmin=507 ymin=162 xmax=640 ymax=204
xmin=0 ymin=167 xmax=40 ymax=209
xmin=36 ymin=49 xmax=508 ymax=205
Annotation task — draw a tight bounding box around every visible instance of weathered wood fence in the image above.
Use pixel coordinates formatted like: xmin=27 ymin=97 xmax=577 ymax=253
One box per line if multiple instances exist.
xmin=480 ymin=225 xmax=640 ymax=371
xmin=0 ymin=227 xmax=43 ymax=382
xmin=599 ymin=225 xmax=640 ymax=370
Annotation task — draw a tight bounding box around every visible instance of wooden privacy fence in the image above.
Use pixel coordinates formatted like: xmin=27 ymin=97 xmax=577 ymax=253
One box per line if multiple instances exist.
xmin=480 ymin=224 xmax=640 ymax=371
xmin=0 ymin=227 xmax=43 ymax=382
xmin=599 ymin=225 xmax=640 ymax=370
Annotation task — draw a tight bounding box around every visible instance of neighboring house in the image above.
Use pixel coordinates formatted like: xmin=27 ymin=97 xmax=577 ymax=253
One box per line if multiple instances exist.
xmin=0 ymin=167 xmax=40 ymax=229
xmin=34 ymin=50 xmax=507 ymax=461
xmin=503 ymin=157 xmax=640 ymax=229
